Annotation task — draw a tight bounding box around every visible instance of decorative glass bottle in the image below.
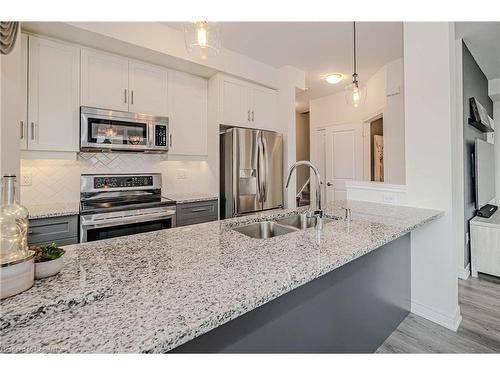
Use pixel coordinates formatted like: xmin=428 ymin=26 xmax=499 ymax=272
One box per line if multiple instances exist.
xmin=0 ymin=175 xmax=29 ymax=265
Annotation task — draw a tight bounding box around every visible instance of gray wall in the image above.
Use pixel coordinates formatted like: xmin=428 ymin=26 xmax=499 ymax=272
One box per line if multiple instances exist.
xmin=462 ymin=42 xmax=493 ymax=267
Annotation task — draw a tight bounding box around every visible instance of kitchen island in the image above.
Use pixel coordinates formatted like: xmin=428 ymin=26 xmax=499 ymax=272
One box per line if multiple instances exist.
xmin=0 ymin=200 xmax=442 ymax=353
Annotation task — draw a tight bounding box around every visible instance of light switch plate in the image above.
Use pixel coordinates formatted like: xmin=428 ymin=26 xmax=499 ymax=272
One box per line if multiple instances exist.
xmin=21 ymin=173 xmax=32 ymax=186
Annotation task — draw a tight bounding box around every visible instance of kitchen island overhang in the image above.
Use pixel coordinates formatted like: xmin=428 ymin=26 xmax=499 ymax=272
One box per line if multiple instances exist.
xmin=0 ymin=201 xmax=442 ymax=353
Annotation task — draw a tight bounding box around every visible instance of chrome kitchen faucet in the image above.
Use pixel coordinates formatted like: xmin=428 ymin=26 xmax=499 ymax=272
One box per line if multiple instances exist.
xmin=285 ymin=161 xmax=324 ymax=230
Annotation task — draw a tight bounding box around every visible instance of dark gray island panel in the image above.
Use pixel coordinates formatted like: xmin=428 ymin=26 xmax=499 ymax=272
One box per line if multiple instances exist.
xmin=173 ymin=233 xmax=411 ymax=353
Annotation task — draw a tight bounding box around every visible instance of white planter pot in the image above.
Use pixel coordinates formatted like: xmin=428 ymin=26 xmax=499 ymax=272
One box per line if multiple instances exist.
xmin=0 ymin=253 xmax=35 ymax=299
xmin=35 ymin=256 xmax=63 ymax=279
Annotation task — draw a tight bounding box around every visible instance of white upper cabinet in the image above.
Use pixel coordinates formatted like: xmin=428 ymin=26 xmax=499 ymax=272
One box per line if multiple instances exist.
xmin=220 ymin=76 xmax=251 ymax=127
xmin=27 ymin=36 xmax=80 ymax=152
xmin=81 ymin=49 xmax=129 ymax=112
xmin=129 ymin=62 xmax=168 ymax=116
xmin=250 ymin=85 xmax=277 ymax=130
xmin=20 ymin=33 xmax=28 ymax=151
xmin=219 ymin=75 xmax=277 ymax=130
xmin=168 ymin=70 xmax=207 ymax=156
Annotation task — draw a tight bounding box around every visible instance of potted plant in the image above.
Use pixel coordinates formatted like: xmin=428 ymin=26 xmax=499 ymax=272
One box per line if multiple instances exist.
xmin=32 ymin=243 xmax=65 ymax=279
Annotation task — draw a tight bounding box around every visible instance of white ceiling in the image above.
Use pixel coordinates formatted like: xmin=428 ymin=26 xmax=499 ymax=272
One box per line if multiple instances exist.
xmin=456 ymin=22 xmax=500 ymax=80
xmin=166 ymin=22 xmax=403 ymax=113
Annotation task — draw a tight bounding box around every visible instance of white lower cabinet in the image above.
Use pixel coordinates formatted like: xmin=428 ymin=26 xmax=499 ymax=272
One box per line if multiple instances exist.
xmin=168 ymin=70 xmax=208 ymax=156
xmin=27 ymin=35 xmax=80 ymax=152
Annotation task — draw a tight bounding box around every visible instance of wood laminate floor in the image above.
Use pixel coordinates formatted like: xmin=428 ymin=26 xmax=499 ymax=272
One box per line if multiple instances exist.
xmin=377 ymin=274 xmax=500 ymax=353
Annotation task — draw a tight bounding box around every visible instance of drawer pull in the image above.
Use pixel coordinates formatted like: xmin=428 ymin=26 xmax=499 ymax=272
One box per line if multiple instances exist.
xmin=191 ymin=208 xmax=210 ymax=213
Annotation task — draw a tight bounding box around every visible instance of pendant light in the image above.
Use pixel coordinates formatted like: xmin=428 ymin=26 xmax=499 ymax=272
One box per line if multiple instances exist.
xmin=184 ymin=21 xmax=221 ymax=60
xmin=345 ymin=22 xmax=367 ymax=107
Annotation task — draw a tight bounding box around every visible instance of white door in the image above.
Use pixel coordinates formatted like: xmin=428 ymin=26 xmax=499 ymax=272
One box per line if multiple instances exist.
xmin=251 ymin=85 xmax=277 ymax=130
xmin=325 ymin=124 xmax=363 ymax=201
xmin=129 ymin=61 xmax=168 ymax=116
xmin=81 ymin=49 xmax=129 ymax=112
xmin=27 ymin=36 xmax=80 ymax=152
xmin=20 ymin=33 xmax=28 ymax=150
xmin=220 ymin=77 xmax=251 ymax=127
xmin=168 ymin=70 xmax=208 ymax=156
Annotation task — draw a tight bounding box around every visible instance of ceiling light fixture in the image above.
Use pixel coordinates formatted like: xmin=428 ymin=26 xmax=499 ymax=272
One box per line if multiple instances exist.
xmin=344 ymin=22 xmax=367 ymax=108
xmin=184 ymin=21 xmax=221 ymax=60
xmin=325 ymin=73 xmax=343 ymax=84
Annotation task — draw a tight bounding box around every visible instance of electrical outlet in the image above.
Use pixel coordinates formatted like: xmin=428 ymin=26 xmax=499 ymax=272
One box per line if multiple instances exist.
xmin=382 ymin=193 xmax=396 ymax=204
xmin=21 ymin=174 xmax=32 ymax=186
xmin=176 ymin=169 xmax=188 ymax=180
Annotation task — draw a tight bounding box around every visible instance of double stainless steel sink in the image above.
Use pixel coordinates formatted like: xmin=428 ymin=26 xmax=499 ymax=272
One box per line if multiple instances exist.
xmin=232 ymin=213 xmax=337 ymax=239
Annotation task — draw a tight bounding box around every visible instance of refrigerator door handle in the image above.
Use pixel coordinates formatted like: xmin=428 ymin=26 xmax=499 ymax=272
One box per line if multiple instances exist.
xmin=261 ymin=135 xmax=268 ymax=202
xmin=257 ymin=133 xmax=265 ymax=203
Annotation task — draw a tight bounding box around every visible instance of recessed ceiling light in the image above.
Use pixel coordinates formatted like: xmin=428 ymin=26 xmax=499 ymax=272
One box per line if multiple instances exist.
xmin=325 ymin=73 xmax=343 ymax=84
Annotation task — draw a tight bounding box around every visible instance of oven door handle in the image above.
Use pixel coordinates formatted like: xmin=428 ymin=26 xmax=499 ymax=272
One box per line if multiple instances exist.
xmin=81 ymin=210 xmax=176 ymax=229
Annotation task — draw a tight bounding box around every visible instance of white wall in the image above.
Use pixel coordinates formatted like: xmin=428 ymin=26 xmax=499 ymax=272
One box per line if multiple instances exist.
xmin=310 ymin=58 xmax=406 ymax=185
xmin=489 ymin=79 xmax=500 ymax=203
xmin=454 ymin=40 xmax=467 ymax=279
xmin=348 ymin=23 xmax=461 ymax=331
xmin=0 ymin=31 xmax=22 ymax=181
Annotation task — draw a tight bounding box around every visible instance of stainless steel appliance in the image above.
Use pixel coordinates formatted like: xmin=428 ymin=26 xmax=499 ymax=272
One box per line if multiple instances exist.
xmin=80 ymin=106 xmax=169 ymax=153
xmin=220 ymin=128 xmax=283 ymax=218
xmin=79 ymin=173 xmax=176 ymax=243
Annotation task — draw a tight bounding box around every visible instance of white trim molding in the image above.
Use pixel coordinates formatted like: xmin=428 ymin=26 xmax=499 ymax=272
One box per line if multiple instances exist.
xmin=411 ymin=300 xmax=463 ymax=332
xmin=458 ymin=263 xmax=470 ymax=280
xmin=346 ymin=180 xmax=407 ymax=193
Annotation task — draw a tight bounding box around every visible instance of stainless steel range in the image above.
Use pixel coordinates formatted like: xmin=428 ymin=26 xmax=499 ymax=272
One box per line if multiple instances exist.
xmin=79 ymin=173 xmax=176 ymax=243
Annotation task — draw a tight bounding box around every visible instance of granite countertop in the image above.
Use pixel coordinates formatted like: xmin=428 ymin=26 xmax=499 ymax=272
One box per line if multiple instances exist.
xmin=164 ymin=192 xmax=218 ymax=204
xmin=26 ymin=202 xmax=80 ymax=220
xmin=0 ymin=200 xmax=442 ymax=353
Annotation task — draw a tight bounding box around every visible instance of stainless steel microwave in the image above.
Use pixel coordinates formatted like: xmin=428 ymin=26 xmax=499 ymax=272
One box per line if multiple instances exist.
xmin=80 ymin=106 xmax=169 ymax=153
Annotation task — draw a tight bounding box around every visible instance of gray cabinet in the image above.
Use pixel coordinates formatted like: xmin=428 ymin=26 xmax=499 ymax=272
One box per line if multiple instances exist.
xmin=28 ymin=215 xmax=79 ymax=247
xmin=176 ymin=200 xmax=218 ymax=227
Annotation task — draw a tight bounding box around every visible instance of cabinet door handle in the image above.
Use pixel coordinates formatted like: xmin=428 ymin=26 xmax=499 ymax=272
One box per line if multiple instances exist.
xmin=191 ymin=208 xmax=209 ymax=213
xmin=169 ymin=134 xmax=172 ymax=147
xmin=31 ymin=122 xmax=35 ymax=140
xmin=251 ymin=110 xmax=254 ymax=122
xmin=131 ymin=90 xmax=134 ymax=105
xmin=327 ymin=182 xmax=332 ymax=187
xmin=20 ymin=121 xmax=24 ymax=139
xmin=247 ymin=110 xmax=250 ymax=121
xmin=124 ymin=89 xmax=127 ymax=104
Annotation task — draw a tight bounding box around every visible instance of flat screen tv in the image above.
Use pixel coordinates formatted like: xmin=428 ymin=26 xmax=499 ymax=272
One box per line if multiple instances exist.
xmin=474 ymin=138 xmax=495 ymax=210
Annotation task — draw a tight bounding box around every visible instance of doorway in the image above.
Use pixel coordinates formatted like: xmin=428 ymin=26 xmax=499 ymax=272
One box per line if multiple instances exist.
xmin=369 ymin=117 xmax=384 ymax=182
xmin=296 ymin=112 xmax=310 ymax=206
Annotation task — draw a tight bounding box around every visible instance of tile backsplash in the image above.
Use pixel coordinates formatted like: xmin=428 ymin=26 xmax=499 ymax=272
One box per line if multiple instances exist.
xmin=20 ymin=153 xmax=216 ymax=206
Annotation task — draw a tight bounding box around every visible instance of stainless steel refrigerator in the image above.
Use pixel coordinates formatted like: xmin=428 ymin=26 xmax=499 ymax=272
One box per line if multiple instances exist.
xmin=220 ymin=128 xmax=283 ymax=218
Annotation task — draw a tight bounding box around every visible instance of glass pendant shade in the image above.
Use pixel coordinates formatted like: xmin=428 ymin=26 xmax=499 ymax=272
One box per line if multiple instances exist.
xmin=344 ymin=82 xmax=367 ymax=108
xmin=184 ymin=21 xmax=221 ymax=60
xmin=0 ymin=175 xmax=29 ymax=265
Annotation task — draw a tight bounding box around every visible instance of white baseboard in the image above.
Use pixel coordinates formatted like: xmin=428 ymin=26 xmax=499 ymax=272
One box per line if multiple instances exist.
xmin=411 ymin=301 xmax=462 ymax=332
xmin=458 ymin=263 xmax=470 ymax=280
